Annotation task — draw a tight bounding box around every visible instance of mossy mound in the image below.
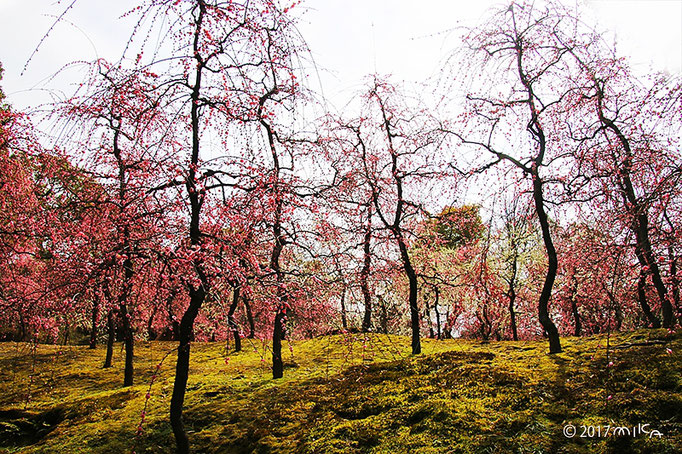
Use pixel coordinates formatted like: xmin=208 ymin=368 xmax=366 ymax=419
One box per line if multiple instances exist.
xmin=0 ymin=329 xmax=679 ymax=453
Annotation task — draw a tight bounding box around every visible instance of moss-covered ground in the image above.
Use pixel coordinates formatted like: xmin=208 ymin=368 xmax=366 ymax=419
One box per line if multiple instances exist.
xmin=0 ymin=329 xmax=680 ymax=453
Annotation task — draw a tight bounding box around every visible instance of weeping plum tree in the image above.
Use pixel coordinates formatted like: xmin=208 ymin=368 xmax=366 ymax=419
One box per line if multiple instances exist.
xmin=445 ymin=1 xmax=586 ymax=353
xmin=115 ymin=0 xmax=309 ymax=450
xmin=322 ymin=115 xmax=380 ymax=333
xmin=347 ymin=77 xmax=446 ymax=355
xmin=553 ymin=23 xmax=682 ymax=330
xmin=54 ymin=60 xmax=177 ymax=386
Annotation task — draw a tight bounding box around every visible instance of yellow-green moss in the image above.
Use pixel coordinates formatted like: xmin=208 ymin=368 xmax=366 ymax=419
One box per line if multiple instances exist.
xmin=0 ymin=329 xmax=680 ymax=453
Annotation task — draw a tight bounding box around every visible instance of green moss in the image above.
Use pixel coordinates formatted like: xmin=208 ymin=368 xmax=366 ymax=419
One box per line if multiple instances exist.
xmin=0 ymin=330 xmax=680 ymax=453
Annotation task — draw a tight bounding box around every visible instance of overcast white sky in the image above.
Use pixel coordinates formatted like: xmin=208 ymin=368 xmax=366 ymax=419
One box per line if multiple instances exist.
xmin=0 ymin=0 xmax=680 ymax=111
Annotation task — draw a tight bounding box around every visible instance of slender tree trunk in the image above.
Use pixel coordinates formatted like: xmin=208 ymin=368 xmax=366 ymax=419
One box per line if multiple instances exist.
xmin=170 ymin=5 xmax=209 ymax=450
xmin=434 ymin=287 xmax=442 ymax=340
xmin=147 ymin=308 xmax=157 ymax=340
xmin=170 ymin=286 xmax=204 ymax=454
xmin=370 ymin=88 xmax=420 ymax=353
xmin=634 ymin=219 xmax=674 ymax=328
xmin=111 ymin=98 xmax=136 ymax=387
xmin=258 ymin=82 xmax=288 ymax=379
xmin=243 ymin=295 xmax=255 ymax=339
xmin=569 ymin=275 xmax=581 ymax=337
xmin=570 ymin=296 xmax=581 ymax=337
xmin=531 ymin=170 xmax=562 ymax=353
xmin=613 ymin=298 xmax=623 ymax=331
xmin=361 ymin=205 xmax=373 ymax=332
xmin=511 ymin=20 xmax=561 ymax=353
xmin=603 ymin=285 xmax=623 ymax=331
xmin=596 ymin=99 xmax=675 ymax=329
xmin=508 ymin=294 xmax=518 ymax=341
xmin=397 ymin=234 xmax=421 ymax=354
xmin=507 ymin=246 xmax=519 ymax=341
xmin=425 ymin=295 xmax=434 ymax=339
xmin=18 ymin=311 xmax=27 ymax=342
xmin=89 ymin=291 xmax=100 ymax=349
xmin=669 ymin=249 xmax=680 ymax=318
xmin=443 ymin=313 xmax=452 ymax=339
xmin=227 ymin=286 xmax=241 ymax=353
xmin=379 ymin=295 xmax=388 ymax=334
xmin=119 ymin=254 xmax=135 ymax=387
xmin=104 ymin=310 xmax=115 ymax=368
xmin=339 ymin=287 xmax=348 ymax=330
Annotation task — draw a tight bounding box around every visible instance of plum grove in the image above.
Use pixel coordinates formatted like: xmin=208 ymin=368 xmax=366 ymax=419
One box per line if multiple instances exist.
xmin=0 ymin=1 xmax=680 ymax=452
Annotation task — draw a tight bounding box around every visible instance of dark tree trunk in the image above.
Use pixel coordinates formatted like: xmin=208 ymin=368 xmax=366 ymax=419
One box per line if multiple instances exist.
xmin=361 ymin=205 xmax=373 ymax=332
xmin=613 ymin=299 xmax=623 ymax=331
xmin=507 ymin=245 xmax=519 ymax=341
xmin=509 ymin=18 xmax=561 ymax=353
xmin=89 ymin=291 xmax=100 ymax=349
xmin=119 ymin=254 xmax=135 ymax=387
xmin=637 ymin=270 xmax=661 ymax=328
xmin=434 ymin=287 xmax=442 ymax=340
xmin=595 ymin=95 xmax=675 ymax=329
xmin=603 ymin=285 xmax=623 ymax=331
xmin=147 ymin=297 xmax=162 ymax=340
xmin=340 ymin=287 xmax=348 ymax=330
xmin=111 ymin=95 xmax=136 ymax=387
xmin=369 ymin=86 xmax=420 ymax=354
xmin=259 ymin=81 xmax=288 ymax=380
xmin=669 ymin=249 xmax=680 ymax=318
xmin=379 ymin=295 xmax=389 ymax=334
xmin=243 ymin=294 xmax=255 ymax=339
xmin=397 ymin=234 xmax=421 ymax=354
xmin=508 ymin=294 xmax=518 ymax=341
xmin=443 ymin=308 xmax=452 ymax=339
xmin=170 ymin=285 xmax=205 ymax=454
xmin=634 ymin=219 xmax=674 ymax=328
xmin=227 ymin=286 xmax=241 ymax=353
xmin=569 ymin=275 xmax=581 ymax=337
xmin=425 ymin=296 xmax=434 ymax=339
xmin=170 ymin=5 xmax=209 ymax=450
xmin=531 ymin=170 xmax=562 ymax=353
xmin=272 ymin=308 xmax=285 ymax=379
xmin=104 ymin=310 xmax=115 ymax=368
xmin=571 ymin=298 xmax=581 ymax=337
xmin=18 ymin=312 xmax=27 ymax=342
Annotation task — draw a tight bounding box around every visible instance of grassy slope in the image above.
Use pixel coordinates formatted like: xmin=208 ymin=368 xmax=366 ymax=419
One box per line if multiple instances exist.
xmin=0 ymin=329 xmax=680 ymax=453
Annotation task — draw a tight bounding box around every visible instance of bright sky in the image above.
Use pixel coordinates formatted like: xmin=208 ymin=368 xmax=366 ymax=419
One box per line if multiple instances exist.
xmin=0 ymin=0 xmax=680 ymax=111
